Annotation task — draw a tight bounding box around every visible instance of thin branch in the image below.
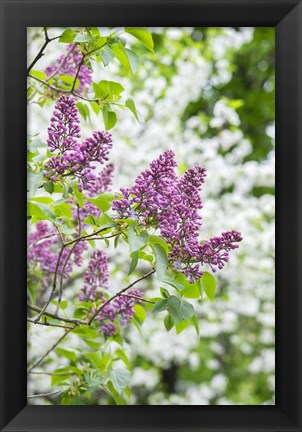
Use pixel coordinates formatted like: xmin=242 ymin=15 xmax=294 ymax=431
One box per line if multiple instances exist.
xmin=27 ymin=389 xmax=64 ymax=399
xmin=27 ymin=233 xmax=59 ymax=249
xmin=53 ymin=224 xmax=64 ymax=244
xmin=27 ymin=304 xmax=86 ymax=325
xmin=46 ymin=44 xmax=77 ymax=81
xmin=27 ymin=317 xmax=74 ymax=330
xmin=28 ymin=74 xmax=98 ymax=103
xmin=120 ymin=293 xmax=155 ymax=304
xmin=55 ymin=243 xmax=78 ymax=314
xmin=64 ymin=227 xmax=117 ymax=247
xmin=30 ymin=371 xmax=75 ymax=376
xmin=27 ymin=270 xmax=155 ymax=374
xmin=27 ymin=328 xmax=73 ymax=375
xmin=88 ymin=269 xmax=155 ymax=325
xmin=70 ymin=43 xmax=106 ymax=93
xmin=27 ymin=28 xmax=60 ymax=75
xmin=33 ymin=244 xmax=66 ymax=322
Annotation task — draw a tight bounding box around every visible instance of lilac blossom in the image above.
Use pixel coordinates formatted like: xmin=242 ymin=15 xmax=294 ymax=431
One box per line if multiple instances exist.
xmin=44 ymin=96 xmax=113 ymax=192
xmin=96 ymin=289 xmax=144 ymax=336
xmin=112 ymin=150 xmax=242 ymax=282
xmin=47 ymin=95 xmax=81 ymax=152
xmin=45 ymin=44 xmax=92 ymax=94
xmin=87 ymin=163 xmax=114 ymax=196
xmin=79 ymin=250 xmax=109 ymax=302
xmin=28 ymin=221 xmax=87 ymax=289
xmin=71 ymin=163 xmax=114 ymax=225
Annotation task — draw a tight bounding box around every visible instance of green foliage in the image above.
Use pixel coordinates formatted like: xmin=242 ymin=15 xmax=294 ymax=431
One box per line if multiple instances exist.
xmin=201 ymin=272 xmax=216 ymax=301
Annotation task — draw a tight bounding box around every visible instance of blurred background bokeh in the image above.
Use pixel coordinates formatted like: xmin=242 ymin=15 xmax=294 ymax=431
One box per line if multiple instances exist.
xmin=28 ymin=27 xmax=275 ymax=405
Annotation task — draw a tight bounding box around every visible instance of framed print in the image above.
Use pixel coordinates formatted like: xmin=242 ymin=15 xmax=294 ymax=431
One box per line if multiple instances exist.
xmin=1 ymin=0 xmax=301 ymax=431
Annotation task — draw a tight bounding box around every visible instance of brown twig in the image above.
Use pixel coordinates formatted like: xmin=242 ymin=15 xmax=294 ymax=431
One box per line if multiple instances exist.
xmin=27 ymin=28 xmax=60 ymax=75
xmin=27 ymin=328 xmax=73 ymax=375
xmin=88 ymin=269 xmax=155 ymax=325
xmin=33 ymin=245 xmax=66 ymax=322
xmin=27 ymin=304 xmax=86 ymax=325
xmin=46 ymin=44 xmax=77 ymax=81
xmin=120 ymin=293 xmax=155 ymax=304
xmin=27 ymin=317 xmax=74 ymax=330
xmin=27 ymin=389 xmax=64 ymax=399
xmin=28 ymin=74 xmax=98 ymax=103
xmin=55 ymin=243 xmax=78 ymax=315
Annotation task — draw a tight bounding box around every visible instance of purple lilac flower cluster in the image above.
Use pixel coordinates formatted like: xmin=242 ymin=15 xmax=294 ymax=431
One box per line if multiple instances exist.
xmin=112 ymin=150 xmax=242 ymax=282
xmin=96 ymin=289 xmax=144 ymax=336
xmin=78 ymin=250 xmax=143 ymax=336
xmin=44 ymin=96 xmax=113 ymax=191
xmin=28 ymin=221 xmax=86 ymax=288
xmin=71 ymin=163 xmax=115 ymax=225
xmin=45 ymin=44 xmax=92 ymax=94
xmin=79 ymin=250 xmax=109 ymax=302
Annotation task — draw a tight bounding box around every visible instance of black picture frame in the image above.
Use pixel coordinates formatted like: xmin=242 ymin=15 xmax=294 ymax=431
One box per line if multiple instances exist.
xmin=1 ymin=0 xmax=301 ymax=431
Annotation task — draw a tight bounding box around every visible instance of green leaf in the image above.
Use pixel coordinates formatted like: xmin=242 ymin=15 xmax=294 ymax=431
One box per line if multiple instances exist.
xmin=128 ymin=226 xmax=148 ymax=252
xmin=180 ymin=279 xmax=202 ymax=299
xmin=73 ymin=326 xmax=99 ymax=340
xmin=201 ymin=271 xmax=216 ymax=301
xmin=128 ymin=251 xmax=138 ymax=275
xmin=106 ymin=381 xmax=127 ymax=405
xmin=151 ymin=243 xmax=168 ymax=280
xmin=73 ymin=33 xmax=93 ymax=43
xmin=115 ymin=349 xmax=131 ymax=369
xmin=63 ymin=182 xmax=71 ymax=199
xmin=85 ymin=374 xmax=104 ymax=392
xmin=160 ymin=287 xmax=170 ymax=298
xmin=175 ymin=319 xmax=190 ymax=334
xmin=125 ymin=28 xmax=154 ymax=52
xmin=98 ymin=80 xmax=125 ymax=97
xmin=55 ymin=348 xmax=77 ymax=363
xmin=109 ymin=41 xmax=131 ymax=72
xmin=59 ymin=29 xmax=76 ymax=43
xmin=58 ymin=74 xmax=80 ymax=90
xmin=77 ymin=102 xmax=90 ymax=122
xmin=167 ymin=296 xmax=183 ymax=324
xmin=166 ymin=296 xmax=195 ymax=324
xmin=134 ymin=304 xmax=146 ymax=324
xmin=28 ymin=170 xmax=43 ymax=196
xmin=190 ymin=315 xmax=200 ymax=337
xmin=84 ymin=214 xmax=98 ymax=227
xmin=51 ymin=373 xmax=70 ymax=387
xmin=114 ymin=235 xmax=120 ymax=249
xmin=125 ymin=49 xmax=139 ymax=73
xmin=152 ymin=299 xmax=168 ymax=314
xmin=27 ymin=201 xmax=56 ymax=223
xmin=84 ymin=352 xmax=109 ymax=372
xmin=100 ymin=46 xmax=115 ymax=66
xmin=148 ymin=235 xmax=169 ymax=254
xmin=164 ymin=314 xmax=174 ymax=332
xmin=44 ymin=180 xmax=54 ymax=194
xmin=51 ymin=299 xmax=68 ymax=310
xmin=86 ymin=193 xmax=115 ymax=212
xmin=102 ymin=106 xmax=117 ymax=130
xmin=72 ymin=184 xmax=85 ymax=207
xmin=161 ymin=277 xmax=184 ymax=293
xmin=30 ymin=196 xmax=53 ymax=205
xmin=125 ymin=98 xmax=145 ymax=124
xmin=110 ymin=368 xmax=131 ymax=394
xmin=179 ymin=301 xmax=195 ymax=320
xmin=90 ymin=101 xmax=101 ymax=115
xmin=53 ymin=202 xmax=73 ymax=219
xmin=30 ymin=70 xmax=47 ymax=81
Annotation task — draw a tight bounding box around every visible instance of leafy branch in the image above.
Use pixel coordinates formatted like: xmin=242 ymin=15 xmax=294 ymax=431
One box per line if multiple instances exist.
xmin=27 ymin=27 xmax=60 ymax=75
